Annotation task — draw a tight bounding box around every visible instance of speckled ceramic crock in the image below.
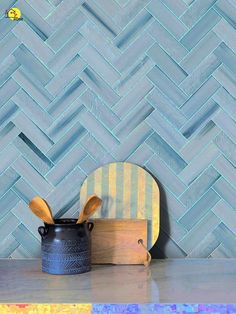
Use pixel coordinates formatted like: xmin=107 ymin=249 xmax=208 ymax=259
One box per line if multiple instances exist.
xmin=38 ymin=219 xmax=94 ymax=275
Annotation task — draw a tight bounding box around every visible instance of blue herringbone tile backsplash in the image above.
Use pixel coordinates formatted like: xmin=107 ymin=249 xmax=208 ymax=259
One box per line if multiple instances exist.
xmin=0 ymin=0 xmax=236 ymax=258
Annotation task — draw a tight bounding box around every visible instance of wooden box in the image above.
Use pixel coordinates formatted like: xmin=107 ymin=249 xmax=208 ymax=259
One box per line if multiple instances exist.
xmin=90 ymin=219 xmax=148 ymax=265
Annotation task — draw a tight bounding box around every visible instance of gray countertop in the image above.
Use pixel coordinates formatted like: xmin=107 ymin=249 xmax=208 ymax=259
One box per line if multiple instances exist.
xmin=0 ymin=258 xmax=236 ymax=303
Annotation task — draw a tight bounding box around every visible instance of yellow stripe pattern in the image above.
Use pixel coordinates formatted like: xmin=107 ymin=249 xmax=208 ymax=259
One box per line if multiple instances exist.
xmin=80 ymin=162 xmax=160 ymax=250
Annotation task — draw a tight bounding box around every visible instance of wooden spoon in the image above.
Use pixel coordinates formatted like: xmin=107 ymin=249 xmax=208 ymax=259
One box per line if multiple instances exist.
xmin=29 ymin=196 xmax=54 ymax=224
xmin=76 ymin=195 xmax=102 ymax=224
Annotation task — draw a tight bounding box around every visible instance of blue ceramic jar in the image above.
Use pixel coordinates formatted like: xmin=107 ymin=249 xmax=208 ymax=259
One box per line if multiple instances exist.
xmin=38 ymin=219 xmax=94 ymax=275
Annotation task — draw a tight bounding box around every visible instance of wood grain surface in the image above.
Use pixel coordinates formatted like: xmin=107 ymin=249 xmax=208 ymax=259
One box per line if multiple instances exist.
xmin=91 ymin=219 xmax=147 ymax=264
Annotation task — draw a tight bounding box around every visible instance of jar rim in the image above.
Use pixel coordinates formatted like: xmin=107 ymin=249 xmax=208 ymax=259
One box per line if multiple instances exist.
xmin=45 ymin=218 xmax=85 ymax=226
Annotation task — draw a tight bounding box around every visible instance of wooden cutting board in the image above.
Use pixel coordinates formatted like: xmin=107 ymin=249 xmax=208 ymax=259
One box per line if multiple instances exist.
xmin=80 ymin=162 xmax=160 ymax=251
xmin=90 ymin=219 xmax=148 ymax=265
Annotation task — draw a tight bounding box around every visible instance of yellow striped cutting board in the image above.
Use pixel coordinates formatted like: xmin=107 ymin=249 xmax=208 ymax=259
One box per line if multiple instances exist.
xmin=80 ymin=162 xmax=160 ymax=250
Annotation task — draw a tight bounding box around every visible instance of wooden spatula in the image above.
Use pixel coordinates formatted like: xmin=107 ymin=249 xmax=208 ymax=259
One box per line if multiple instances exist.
xmin=29 ymin=196 xmax=54 ymax=224
xmin=76 ymin=195 xmax=102 ymax=224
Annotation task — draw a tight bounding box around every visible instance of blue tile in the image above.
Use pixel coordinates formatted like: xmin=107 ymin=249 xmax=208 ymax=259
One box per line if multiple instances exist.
xmin=179 ymin=189 xmax=221 ymax=230
xmin=113 ymin=122 xmax=152 ymax=160
xmin=12 ymin=224 xmax=40 ymax=257
xmin=188 ymin=232 xmax=220 ymax=258
xmin=148 ymin=21 xmax=188 ymax=62
xmin=12 ymin=68 xmax=53 ymax=109
xmin=47 ymin=102 xmax=85 ymax=142
xmin=147 ymin=0 xmax=187 ymax=39
xmin=80 ymin=89 xmax=120 ymax=130
xmin=0 ymin=55 xmax=20 ymax=87
xmin=46 ymin=144 xmax=87 ymax=185
xmin=46 ymin=0 xmax=82 ymax=27
xmin=155 ymin=229 xmax=187 ymax=257
xmin=13 ymin=133 xmax=53 ymax=176
xmin=127 ymin=143 xmax=154 ymax=165
xmin=181 ymin=99 xmax=219 ymax=139
xmin=0 ymin=213 xmax=20 ymax=243
xmin=13 ymin=22 xmax=54 ymax=64
xmin=12 ymin=178 xmax=38 ymax=204
xmin=181 ymin=121 xmax=221 ymax=162
xmin=80 ymin=44 xmax=120 ymax=86
xmin=114 ymin=32 xmax=154 ymax=73
xmin=12 ymin=157 xmax=53 ymax=198
xmin=0 ymin=32 xmax=21 ymax=63
xmin=79 ymin=155 xmax=98 ymax=175
xmin=0 ymin=144 xmax=19 ymax=175
xmin=146 ymin=109 xmax=186 ymax=150
xmin=80 ymin=67 xmax=120 ymax=107
xmin=13 ymin=44 xmax=53 ymax=86
xmin=147 ymin=88 xmax=187 ymax=129
xmin=13 ymin=112 xmax=53 ymax=154
xmin=180 ymin=76 xmax=221 ymax=118
xmin=114 ymin=56 xmax=154 ymax=96
xmin=46 ymin=8 xmax=86 ymax=51
xmin=180 ymin=166 xmax=221 ymax=207
xmin=181 ymin=0 xmax=218 ymax=28
xmin=114 ymin=99 xmax=154 ymax=141
xmin=27 ymin=0 xmax=54 ymax=19
xmin=80 ymin=133 xmax=115 ymax=165
xmin=213 ymin=200 xmax=236 ymax=233
xmin=213 ymin=109 xmax=236 ymax=141
xmin=147 ymin=43 xmax=187 ymax=84
xmin=179 ymin=211 xmax=220 ymax=253
xmin=79 ymin=22 xmax=121 ymax=64
xmin=16 ymin=0 xmax=53 ymax=40
xmin=213 ymin=155 xmax=236 ymax=188
xmin=212 ymin=223 xmax=236 ymax=255
xmin=0 ymin=101 xmax=18 ymax=129
xmin=0 ymin=235 xmax=19 ymax=258
xmin=146 ymin=132 xmax=187 ymax=174
xmin=213 ymin=87 xmax=236 ymax=121
xmin=180 ymin=9 xmax=221 ymax=50
xmin=0 ymin=190 xmax=20 ymax=220
xmin=82 ymin=1 xmax=120 ymax=39
xmin=12 ymin=89 xmax=53 ymax=129
xmin=0 ymin=78 xmax=20 ymax=108
xmin=146 ymin=155 xmax=187 ymax=197
xmin=213 ymin=19 xmax=236 ymax=54
xmin=213 ymin=65 xmax=236 ymax=99
xmin=114 ymin=77 xmax=153 ymax=118
xmin=161 ymin=188 xmax=187 ymax=220
xmin=46 ymin=55 xmax=86 ymax=96
xmin=214 ymin=42 xmax=236 ymax=75
xmin=213 ymin=177 xmax=236 ymax=209
xmin=114 ymin=9 xmax=153 ymax=49
xmin=214 ymin=132 xmax=236 ymax=166
xmin=47 ymin=78 xmax=87 ymax=117
xmin=147 ymin=66 xmax=187 ymax=107
xmin=161 ymin=0 xmax=188 ymax=17
xmin=47 ymin=32 xmax=87 ymax=74
xmin=47 ymin=168 xmax=84 ymax=217
xmin=180 ymin=142 xmax=220 ymax=185
xmin=0 ymin=122 xmax=20 ymax=153
xmin=180 ymin=31 xmax=221 ymax=74
xmin=215 ymin=0 xmax=236 ymax=29
xmin=180 ymin=54 xmax=221 ymax=95
xmin=47 ymin=122 xmax=87 ymax=163
xmin=79 ymin=110 xmax=119 ymax=152
xmin=0 ymin=15 xmax=15 ymax=41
